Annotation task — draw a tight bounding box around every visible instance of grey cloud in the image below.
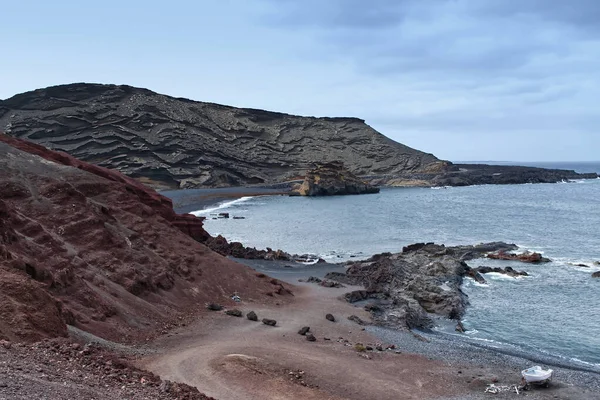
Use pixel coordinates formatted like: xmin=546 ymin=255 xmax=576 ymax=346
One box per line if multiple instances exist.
xmin=257 ymin=0 xmax=598 ymax=160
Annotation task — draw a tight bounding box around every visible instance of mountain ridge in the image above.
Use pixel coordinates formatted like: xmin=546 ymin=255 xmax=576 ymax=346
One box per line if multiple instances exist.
xmin=0 ymin=83 xmax=443 ymax=189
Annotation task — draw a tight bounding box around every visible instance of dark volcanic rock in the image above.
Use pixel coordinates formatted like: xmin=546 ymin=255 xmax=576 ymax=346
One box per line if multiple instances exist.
xmin=225 ymin=309 xmax=242 ymax=317
xmin=429 ymin=163 xmax=598 ymax=186
xmin=592 ymin=271 xmax=600 ymax=278
xmin=475 ymin=266 xmax=529 ymax=277
xmin=330 ymin=242 xmax=520 ymax=330
xmin=305 ymin=333 xmax=317 ymax=342
xmin=262 ymin=318 xmax=277 ymax=326
xmin=0 ymin=83 xmax=443 ymax=189
xmin=487 ymin=250 xmax=550 ymax=263
xmin=325 ymin=313 xmax=335 ymax=322
xmin=348 ymin=315 xmax=368 ymax=325
xmin=291 ymin=161 xmax=380 ymax=196
xmin=344 ymin=290 xmax=370 ymax=303
xmin=246 ymin=311 xmax=258 ymax=321
xmin=298 ymin=326 xmax=310 ymax=335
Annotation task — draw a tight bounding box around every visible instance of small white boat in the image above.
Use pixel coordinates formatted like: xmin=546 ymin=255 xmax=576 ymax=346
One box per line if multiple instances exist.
xmin=521 ymin=366 xmax=553 ymax=384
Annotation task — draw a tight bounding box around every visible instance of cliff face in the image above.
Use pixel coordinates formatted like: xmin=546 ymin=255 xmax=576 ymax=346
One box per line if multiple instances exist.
xmin=292 ymin=161 xmax=380 ymax=196
xmin=0 ymin=83 xmax=443 ymax=189
xmin=0 ymin=133 xmax=288 ymax=343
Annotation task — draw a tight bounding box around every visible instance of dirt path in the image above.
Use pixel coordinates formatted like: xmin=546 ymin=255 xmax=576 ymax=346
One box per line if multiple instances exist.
xmin=140 ymin=282 xmax=471 ymax=400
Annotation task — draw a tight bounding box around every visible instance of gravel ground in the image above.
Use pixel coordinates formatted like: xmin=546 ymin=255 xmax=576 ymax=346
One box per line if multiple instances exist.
xmin=369 ymin=326 xmax=600 ymax=399
xmin=0 ymin=339 xmax=213 ymax=400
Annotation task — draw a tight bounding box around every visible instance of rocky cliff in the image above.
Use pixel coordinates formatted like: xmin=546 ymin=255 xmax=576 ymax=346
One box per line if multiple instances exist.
xmin=0 ymin=133 xmax=289 ymax=343
xmin=0 ymin=83 xmax=444 ymax=189
xmin=291 ymin=161 xmax=380 ymax=196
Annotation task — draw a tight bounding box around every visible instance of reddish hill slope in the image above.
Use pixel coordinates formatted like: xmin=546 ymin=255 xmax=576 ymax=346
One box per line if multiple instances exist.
xmin=0 ymin=133 xmax=287 ymax=343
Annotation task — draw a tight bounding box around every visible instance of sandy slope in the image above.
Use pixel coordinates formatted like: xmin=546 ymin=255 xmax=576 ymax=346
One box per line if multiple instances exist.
xmin=141 ymin=282 xmax=469 ymax=400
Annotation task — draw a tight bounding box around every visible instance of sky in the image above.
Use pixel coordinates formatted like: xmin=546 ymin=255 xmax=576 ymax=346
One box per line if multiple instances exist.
xmin=2 ymin=0 xmax=599 ymax=161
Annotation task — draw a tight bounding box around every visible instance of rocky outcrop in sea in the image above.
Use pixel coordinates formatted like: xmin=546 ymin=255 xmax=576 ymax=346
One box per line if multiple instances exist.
xmin=325 ymin=242 xmax=518 ymax=330
xmin=291 ymin=161 xmax=380 ymax=196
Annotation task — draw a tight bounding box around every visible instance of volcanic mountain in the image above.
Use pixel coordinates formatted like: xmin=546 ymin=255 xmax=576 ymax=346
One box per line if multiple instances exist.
xmin=0 ymin=83 xmax=446 ymax=189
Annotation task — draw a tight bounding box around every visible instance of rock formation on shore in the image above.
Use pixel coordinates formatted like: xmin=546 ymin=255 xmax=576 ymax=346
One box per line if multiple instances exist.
xmin=0 ymin=133 xmax=289 ymax=343
xmin=325 ymin=242 xmax=518 ymax=330
xmin=291 ymin=161 xmax=380 ymax=196
xmin=0 ymin=83 xmax=443 ymax=189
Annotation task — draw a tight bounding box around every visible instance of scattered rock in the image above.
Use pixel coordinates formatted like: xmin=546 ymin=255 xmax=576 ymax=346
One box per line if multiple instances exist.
xmin=262 ymin=318 xmax=277 ymax=326
xmin=348 ymin=315 xmax=367 ymax=325
xmin=344 ymin=290 xmax=370 ymax=303
xmin=218 ymin=212 xmax=229 ymax=218
xmin=306 ymin=276 xmax=322 ymax=283
xmin=455 ymin=321 xmax=466 ymax=333
xmin=576 ymin=263 xmax=589 ymax=268
xmin=225 ymin=309 xmax=242 ymax=317
xmin=487 ymin=250 xmax=550 ymax=263
xmin=305 ymin=334 xmax=317 ymax=342
xmin=246 ymin=311 xmax=258 ymax=321
xmin=320 ymin=280 xmax=345 ymax=288
xmin=206 ymin=303 xmax=223 ymax=311
xmin=298 ymin=326 xmax=310 ymax=336
xmin=592 ymin=271 xmax=600 ymax=278
xmin=325 ymin=313 xmax=336 ymax=322
xmin=232 ymin=216 xmax=245 ymax=219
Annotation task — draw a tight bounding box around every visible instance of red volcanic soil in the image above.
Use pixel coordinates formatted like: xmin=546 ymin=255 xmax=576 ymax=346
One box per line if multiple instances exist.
xmin=0 ymin=133 xmax=290 ymax=343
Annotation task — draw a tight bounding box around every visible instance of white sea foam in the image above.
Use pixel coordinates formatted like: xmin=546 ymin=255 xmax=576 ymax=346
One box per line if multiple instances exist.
xmin=190 ymin=196 xmax=254 ymax=216
xmin=465 ymin=277 xmax=489 ymax=287
xmin=485 ymin=272 xmax=523 ymax=281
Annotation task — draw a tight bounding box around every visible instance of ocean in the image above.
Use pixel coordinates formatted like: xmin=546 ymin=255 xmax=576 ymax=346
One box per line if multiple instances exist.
xmin=177 ymin=162 xmax=600 ymax=370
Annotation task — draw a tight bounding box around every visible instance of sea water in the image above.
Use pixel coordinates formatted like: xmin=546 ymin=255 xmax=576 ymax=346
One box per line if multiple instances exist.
xmin=178 ymin=162 xmax=600 ymax=368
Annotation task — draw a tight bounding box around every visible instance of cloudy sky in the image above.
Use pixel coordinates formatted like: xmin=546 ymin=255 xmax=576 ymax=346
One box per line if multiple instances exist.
xmin=2 ymin=0 xmax=599 ymax=161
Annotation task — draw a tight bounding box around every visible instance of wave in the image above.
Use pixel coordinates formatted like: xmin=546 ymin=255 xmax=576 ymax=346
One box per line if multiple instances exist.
xmin=464 ymin=277 xmax=489 ymax=287
xmin=189 ymin=196 xmax=254 ymax=216
xmin=485 ymin=272 xmax=527 ymax=281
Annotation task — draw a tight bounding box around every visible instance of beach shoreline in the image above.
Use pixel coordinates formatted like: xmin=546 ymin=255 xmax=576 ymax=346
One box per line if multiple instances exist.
xmin=157 ymin=187 xmax=600 ymax=399
xmin=138 ymin=257 xmax=599 ymax=399
xmin=162 ymin=186 xmax=291 ymax=214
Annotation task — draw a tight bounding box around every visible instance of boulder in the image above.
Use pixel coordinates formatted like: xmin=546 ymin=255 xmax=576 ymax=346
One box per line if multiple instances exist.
xmin=291 ymin=161 xmax=380 ymax=196
xmin=262 ymin=318 xmax=277 ymax=326
xmin=305 ymin=333 xmax=317 ymax=342
xmin=298 ymin=326 xmax=310 ymax=335
xmin=325 ymin=313 xmax=335 ymax=322
xmin=225 ymin=309 xmax=242 ymax=317
xmin=206 ymin=303 xmax=223 ymax=311
xmin=592 ymin=271 xmax=600 ymax=278
xmin=348 ymin=315 xmax=367 ymax=325
xmin=344 ymin=290 xmax=370 ymax=303
xmin=469 ymin=266 xmax=528 ymax=279
xmin=246 ymin=311 xmax=258 ymax=321
xmin=487 ymin=250 xmax=550 ymax=263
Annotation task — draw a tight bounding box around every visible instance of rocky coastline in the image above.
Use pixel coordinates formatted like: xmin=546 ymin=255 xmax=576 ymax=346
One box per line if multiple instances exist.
xmin=1 ymin=131 xmax=599 ymax=399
